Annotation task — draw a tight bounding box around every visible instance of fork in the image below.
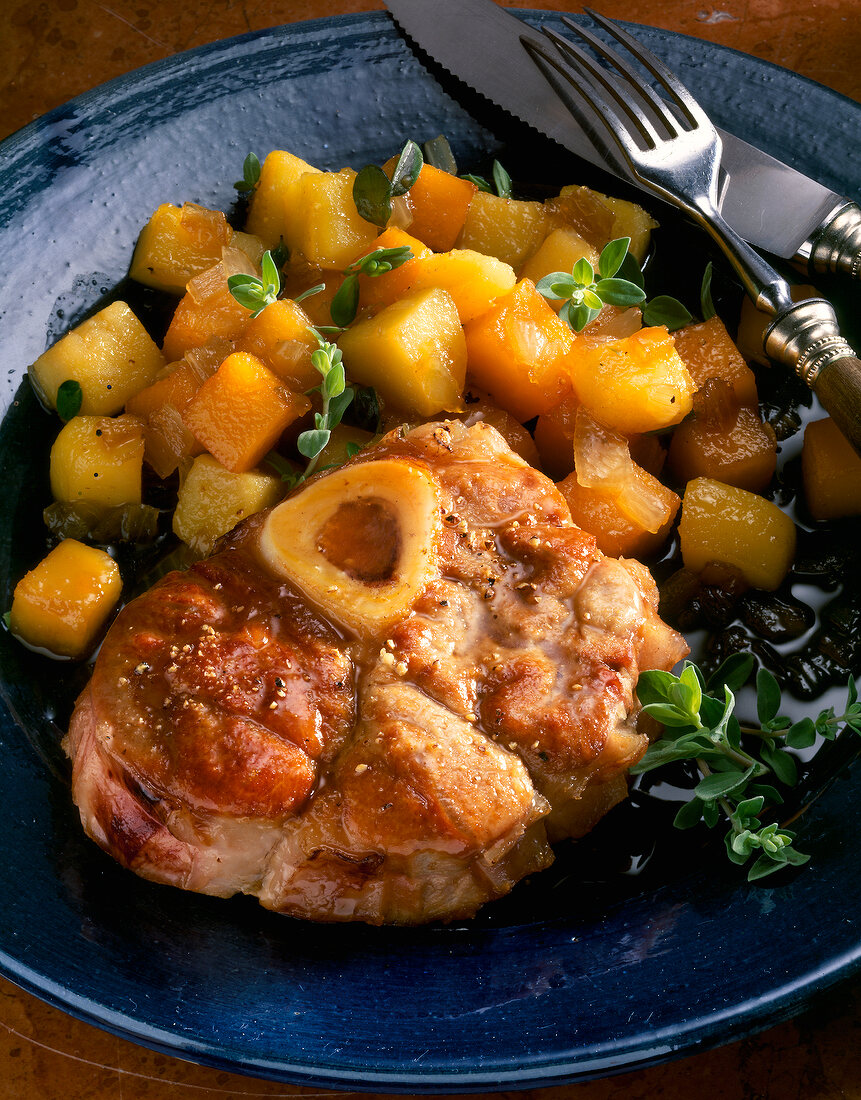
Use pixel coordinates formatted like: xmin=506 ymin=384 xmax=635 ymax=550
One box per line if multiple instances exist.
xmin=523 ymin=11 xmax=861 ymax=457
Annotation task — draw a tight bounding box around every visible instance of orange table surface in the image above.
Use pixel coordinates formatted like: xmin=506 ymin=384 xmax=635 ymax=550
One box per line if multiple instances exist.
xmin=2 ymin=2 xmax=861 ymax=1098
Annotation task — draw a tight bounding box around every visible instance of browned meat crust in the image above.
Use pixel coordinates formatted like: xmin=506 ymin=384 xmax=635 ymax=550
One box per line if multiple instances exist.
xmin=65 ymin=421 xmax=687 ymax=924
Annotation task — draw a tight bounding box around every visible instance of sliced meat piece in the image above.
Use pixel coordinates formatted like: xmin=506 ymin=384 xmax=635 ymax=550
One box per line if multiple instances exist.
xmin=66 ymin=419 xmax=687 ymax=924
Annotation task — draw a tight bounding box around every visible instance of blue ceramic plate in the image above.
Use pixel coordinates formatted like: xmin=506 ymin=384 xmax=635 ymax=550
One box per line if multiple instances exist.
xmin=1 ymin=11 xmax=860 ymax=1093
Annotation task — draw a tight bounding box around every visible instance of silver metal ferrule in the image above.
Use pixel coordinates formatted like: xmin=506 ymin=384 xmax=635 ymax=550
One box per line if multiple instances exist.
xmin=764 ymin=298 xmax=856 ymax=388
xmin=797 ymin=200 xmax=861 ymax=280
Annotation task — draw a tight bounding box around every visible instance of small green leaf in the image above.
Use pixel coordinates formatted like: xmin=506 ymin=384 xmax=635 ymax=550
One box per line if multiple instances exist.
xmin=234 ymin=151 xmax=261 ymax=192
xmin=423 ymin=135 xmax=458 ymax=174
xmin=353 ymin=164 xmax=394 ymax=227
xmin=755 ymin=667 xmax=782 ymax=725
xmin=706 ymin=652 xmax=755 ymax=695
xmin=330 ymin=273 xmax=360 ymax=328
xmin=461 ymin=173 xmax=491 ymax=192
xmin=616 ymin=251 xmax=645 ymax=288
xmin=297 ymin=428 xmax=331 ymax=459
xmin=56 ymin=379 xmax=83 ymax=421
xmin=270 ymin=238 xmax=290 ymax=269
xmin=2 ymin=611 xmax=11 ymax=630
xmin=327 ymin=386 xmax=355 ymax=429
xmin=597 ymin=237 xmax=630 ymax=280
xmin=582 ymin=288 xmax=603 ymax=312
xmin=640 ymin=702 xmax=699 ymax=728
xmin=345 ymin=440 xmax=363 ymax=459
xmin=785 ymin=717 xmax=816 ymax=750
xmin=595 ymin=277 xmax=647 ymax=308
xmin=760 ymin=741 xmax=798 ymax=787
xmin=674 ymin=797 xmax=705 ymax=830
xmin=352 ymin=386 xmax=381 ymax=433
xmin=294 ymin=282 xmax=327 ymax=305
xmin=695 ymin=766 xmax=752 ymax=801
xmin=562 ymin=300 xmax=600 ymax=332
xmin=492 ymin=159 xmax=512 ymax=198
xmin=325 ymin=361 xmax=346 ymax=399
xmin=260 ymin=250 xmax=280 ymax=293
xmin=571 ymin=256 xmax=595 ymax=286
xmin=636 ymin=668 xmax=679 ymax=707
xmin=536 ymin=271 xmax=575 ymax=301
xmin=390 ymin=140 xmax=423 ymax=197
xmin=700 ymin=261 xmax=716 ymax=320
xmin=643 ymin=295 xmax=693 ymax=331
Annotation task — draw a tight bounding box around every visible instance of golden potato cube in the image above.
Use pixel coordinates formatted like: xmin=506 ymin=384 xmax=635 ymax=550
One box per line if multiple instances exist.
xmin=370 ymin=248 xmax=516 ymax=323
xmin=128 ymin=203 xmax=232 ymax=294
xmin=568 ymin=326 xmax=694 ymax=434
xmin=337 ymin=288 xmax=466 ymax=417
xmin=9 ymin=539 xmax=121 ymax=658
xmin=519 ymin=228 xmax=599 ymax=298
xmin=315 ymin=424 xmax=374 ymax=469
xmin=173 ymin=453 xmax=284 ymax=555
xmin=802 ymin=416 xmax=861 ymax=521
xmin=678 ymin=477 xmax=796 ymax=591
xmin=457 ymin=191 xmax=549 ymax=271
xmin=30 ymin=301 xmax=165 ymax=416
xmin=598 ymin=193 xmax=658 ymax=262
xmin=245 ymin=149 xmax=321 ymax=249
xmin=50 ymin=414 xmax=145 ymax=507
xmin=283 ymin=168 xmax=379 ymax=270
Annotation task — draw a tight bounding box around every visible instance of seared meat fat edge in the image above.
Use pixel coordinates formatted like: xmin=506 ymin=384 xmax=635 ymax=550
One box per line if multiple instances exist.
xmin=65 ymin=420 xmax=687 ymax=924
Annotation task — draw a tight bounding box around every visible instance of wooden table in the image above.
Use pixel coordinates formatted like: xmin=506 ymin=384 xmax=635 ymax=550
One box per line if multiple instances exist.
xmin=2 ymin=2 xmax=860 ymax=1097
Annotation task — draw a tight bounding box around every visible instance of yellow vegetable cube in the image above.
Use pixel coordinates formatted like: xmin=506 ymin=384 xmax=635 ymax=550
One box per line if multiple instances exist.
xmin=246 ymin=149 xmax=321 ymax=249
xmin=50 ymin=414 xmax=145 ymax=507
xmin=9 ymin=539 xmax=122 ymax=658
xmin=458 ymin=191 xmax=548 ymax=271
xmin=129 ymin=202 xmax=232 ymax=294
xmin=283 ymin=168 xmax=379 ymax=269
xmin=337 ymin=288 xmax=466 ymax=417
xmin=519 ymin=228 xmax=599 ymax=297
xmin=30 ymin=302 xmax=165 ymax=416
xmin=568 ymin=327 xmax=694 ymax=434
xmin=801 ymin=416 xmax=861 ymax=521
xmin=173 ymin=453 xmax=284 ymax=555
xmin=597 ymin=193 xmax=658 ymax=262
xmin=678 ymin=477 xmax=796 ymax=591
xmin=315 ymin=424 xmax=375 ymax=469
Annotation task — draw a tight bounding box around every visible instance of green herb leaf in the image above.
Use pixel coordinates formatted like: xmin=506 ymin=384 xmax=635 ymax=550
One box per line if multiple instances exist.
xmin=293 ymin=282 xmax=327 ymax=305
xmin=2 ymin=611 xmax=11 ymax=630
xmin=642 ymin=295 xmax=693 ymax=331
xmin=390 ymin=140 xmax=424 ymax=197
xmin=461 ymin=173 xmax=492 ymax=192
xmin=330 ymin=273 xmax=360 ymax=328
xmin=353 ymin=164 xmax=395 ymax=227
xmin=595 ymin=277 xmax=647 ymax=308
xmin=695 ymin=767 xmax=753 ymax=801
xmin=598 ymin=237 xmax=630 ymax=279
xmin=234 ymin=151 xmax=261 ymax=192
xmin=351 ymin=386 xmax=381 ymax=433
xmin=756 ymin=667 xmax=782 ymax=725
xmin=492 ymin=159 xmax=512 ymax=198
xmin=56 ymin=379 xmax=83 ymax=421
xmin=297 ymin=428 xmax=331 ymax=460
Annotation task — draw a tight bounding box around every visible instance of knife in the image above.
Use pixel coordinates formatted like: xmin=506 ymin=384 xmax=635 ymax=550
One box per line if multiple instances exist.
xmin=384 ymin=0 xmax=861 ymax=281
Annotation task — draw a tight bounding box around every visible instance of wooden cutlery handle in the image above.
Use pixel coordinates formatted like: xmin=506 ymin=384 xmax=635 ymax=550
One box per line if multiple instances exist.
xmin=812 ymin=353 xmax=861 ymax=457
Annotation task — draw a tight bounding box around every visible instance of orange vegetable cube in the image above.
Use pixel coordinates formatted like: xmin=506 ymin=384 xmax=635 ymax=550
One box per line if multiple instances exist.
xmin=673 ymin=316 xmax=758 ymax=407
xmin=129 ymin=202 xmax=232 ymax=293
xmin=567 ymin=326 xmax=694 ymax=434
xmin=362 ymin=248 xmax=516 ymax=324
xmin=545 ymin=185 xmax=615 ymax=250
xmin=558 ymin=465 xmax=679 ymax=559
xmin=519 ymin=228 xmax=599 ymax=302
xmin=667 ymin=380 xmax=777 ymax=491
xmin=280 ymin=260 xmax=345 ymax=329
xmin=463 ymin=279 xmax=574 ymax=422
xmin=183 ymin=352 xmax=311 ymax=473
xmin=352 ymin=226 xmax=432 ymax=312
xmin=246 ymin=149 xmax=321 ymax=249
xmin=384 ymin=158 xmax=477 ymax=252
xmin=283 ymin=168 xmax=379 ymax=269
xmin=233 ymin=298 xmax=320 ymax=391
xmin=458 ymin=191 xmax=549 ymax=271
xmin=534 ymin=397 xmax=579 ymax=480
xmin=162 ymin=255 xmax=254 ymax=361
xmin=678 ymin=477 xmax=796 ymax=591
xmin=9 ymin=539 xmax=122 ymax=658
xmin=50 ymin=414 xmax=145 ymax=507
xmin=801 ymin=416 xmax=861 ymax=520
xmin=336 ymin=288 xmax=466 ymax=417
xmin=126 ymin=360 xmax=212 ymax=478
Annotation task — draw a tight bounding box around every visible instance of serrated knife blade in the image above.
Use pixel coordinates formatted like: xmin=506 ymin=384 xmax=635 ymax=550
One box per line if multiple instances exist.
xmin=384 ymin=0 xmax=860 ymax=274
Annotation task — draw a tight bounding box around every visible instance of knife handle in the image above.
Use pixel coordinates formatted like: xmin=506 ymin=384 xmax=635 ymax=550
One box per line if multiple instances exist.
xmin=797 ymin=200 xmax=861 ymax=280
xmin=765 ymin=298 xmax=861 ymax=457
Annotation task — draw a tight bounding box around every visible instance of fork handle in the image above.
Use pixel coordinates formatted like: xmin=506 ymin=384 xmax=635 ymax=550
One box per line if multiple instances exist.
xmin=765 ymin=298 xmax=861 ymax=456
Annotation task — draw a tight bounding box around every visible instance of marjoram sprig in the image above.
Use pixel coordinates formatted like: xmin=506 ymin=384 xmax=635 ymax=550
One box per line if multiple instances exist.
xmin=633 ymin=654 xmax=861 ymax=881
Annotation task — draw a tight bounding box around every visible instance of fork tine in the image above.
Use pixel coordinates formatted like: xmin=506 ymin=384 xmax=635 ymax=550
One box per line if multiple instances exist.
xmin=552 ymin=18 xmax=683 ymax=140
xmin=538 ymin=27 xmax=662 ymax=151
xmin=576 ymin=9 xmax=713 ymax=133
